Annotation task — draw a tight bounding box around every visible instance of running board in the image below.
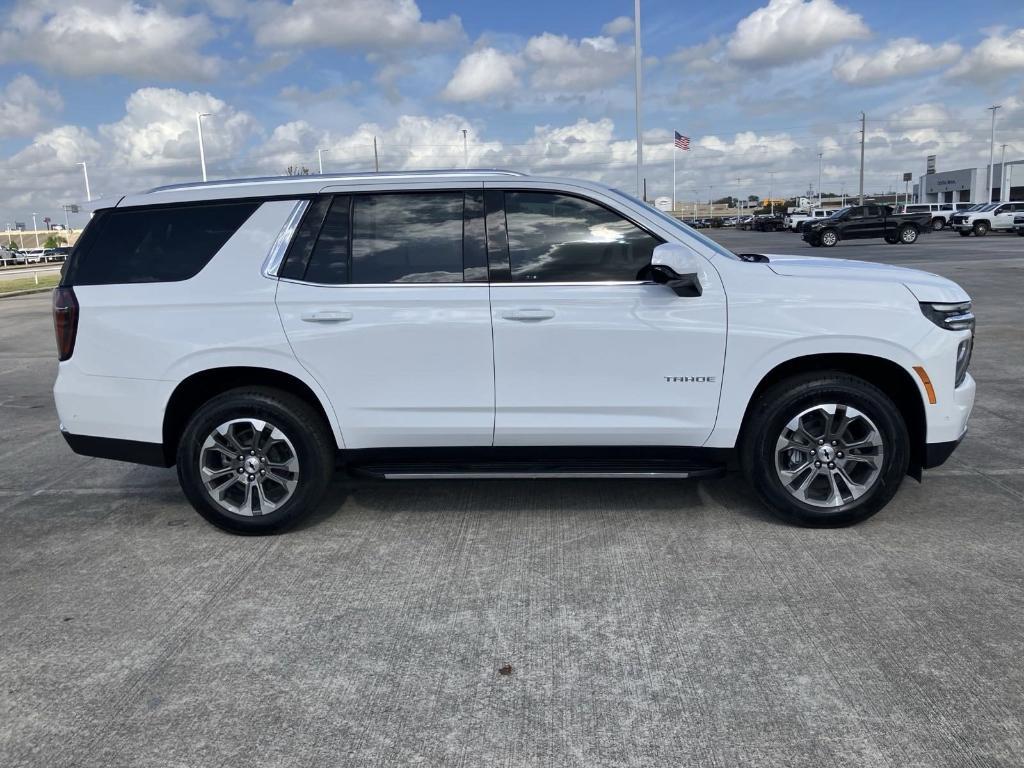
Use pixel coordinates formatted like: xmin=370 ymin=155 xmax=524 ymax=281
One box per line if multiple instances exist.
xmin=350 ymin=461 xmax=725 ymax=481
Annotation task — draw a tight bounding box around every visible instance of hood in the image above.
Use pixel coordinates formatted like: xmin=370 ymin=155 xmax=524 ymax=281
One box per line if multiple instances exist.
xmin=765 ymin=255 xmax=970 ymax=303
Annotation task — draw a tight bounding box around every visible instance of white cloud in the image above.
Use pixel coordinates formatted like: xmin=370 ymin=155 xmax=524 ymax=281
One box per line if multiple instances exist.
xmin=834 ymin=38 xmax=962 ymax=85
xmin=947 ymin=27 xmax=1024 ymax=83
xmin=525 ymin=33 xmax=632 ymax=91
xmin=0 ymin=76 xmax=62 ymax=139
xmin=0 ymin=1 xmax=221 ymax=80
xmin=602 ymin=16 xmax=633 ymax=37
xmin=251 ymin=0 xmax=463 ymax=51
xmin=99 ymin=88 xmax=258 ymax=170
xmin=441 ymin=48 xmax=523 ymax=102
xmin=727 ymin=0 xmax=869 ymax=67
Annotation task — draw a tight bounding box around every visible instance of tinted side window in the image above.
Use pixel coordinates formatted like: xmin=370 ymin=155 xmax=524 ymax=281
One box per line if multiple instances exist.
xmin=71 ymin=202 xmax=258 ymax=285
xmin=351 ymin=193 xmax=464 ymax=283
xmin=303 ymin=196 xmax=350 ymax=285
xmin=503 ymin=192 xmax=661 ymax=282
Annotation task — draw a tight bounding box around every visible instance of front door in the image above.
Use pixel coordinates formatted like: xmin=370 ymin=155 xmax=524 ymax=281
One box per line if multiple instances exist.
xmin=276 ymin=190 xmax=494 ymax=448
xmin=485 ymin=188 xmax=727 ymax=447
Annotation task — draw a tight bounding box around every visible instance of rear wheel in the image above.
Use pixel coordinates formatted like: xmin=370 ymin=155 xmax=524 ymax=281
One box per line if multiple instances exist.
xmin=973 ymin=221 xmax=990 ymax=236
xmin=176 ymin=387 xmax=334 ymax=535
xmin=740 ymin=373 xmax=909 ymax=527
xmin=931 ymin=217 xmax=945 ymax=231
xmin=899 ymin=225 xmax=919 ymax=244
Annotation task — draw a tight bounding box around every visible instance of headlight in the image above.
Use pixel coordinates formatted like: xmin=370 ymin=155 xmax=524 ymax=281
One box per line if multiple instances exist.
xmin=920 ymin=301 xmax=975 ymax=331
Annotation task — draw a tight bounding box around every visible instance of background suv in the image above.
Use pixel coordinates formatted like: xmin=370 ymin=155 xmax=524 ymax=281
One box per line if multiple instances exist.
xmin=54 ymin=170 xmax=975 ymax=534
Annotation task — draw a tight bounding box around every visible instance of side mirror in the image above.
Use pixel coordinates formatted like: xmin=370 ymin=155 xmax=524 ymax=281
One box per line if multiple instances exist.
xmin=649 ymin=243 xmax=702 ymax=297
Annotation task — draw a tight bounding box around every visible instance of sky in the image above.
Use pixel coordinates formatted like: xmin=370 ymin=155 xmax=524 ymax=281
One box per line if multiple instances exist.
xmin=2 ymin=0 xmax=1024 ymax=227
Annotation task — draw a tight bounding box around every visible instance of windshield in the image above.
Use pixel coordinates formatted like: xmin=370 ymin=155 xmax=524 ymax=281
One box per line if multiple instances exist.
xmin=607 ymin=187 xmax=740 ymax=261
xmin=980 ymin=203 xmax=1000 ymax=211
xmin=828 ymin=207 xmax=851 ymax=219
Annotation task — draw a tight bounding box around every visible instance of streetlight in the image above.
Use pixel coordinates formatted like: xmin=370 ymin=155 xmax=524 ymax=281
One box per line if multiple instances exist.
xmin=77 ymin=162 xmax=91 ymax=202
xmin=317 ymin=148 xmax=329 ymax=175
xmin=817 ymin=152 xmax=823 ymax=209
xmin=32 ymin=212 xmax=40 ymax=248
xmin=461 ymin=129 xmax=468 ymax=169
xmin=999 ymin=143 xmax=1008 ymax=201
xmin=769 ymin=171 xmax=775 ymax=215
xmin=633 ymin=0 xmax=643 ymax=197
xmin=196 ymin=112 xmax=212 ymax=182
xmin=986 ymin=105 xmax=1000 ymax=203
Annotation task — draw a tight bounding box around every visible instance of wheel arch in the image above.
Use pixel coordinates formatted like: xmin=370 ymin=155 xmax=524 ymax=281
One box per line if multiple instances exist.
xmin=737 ymin=353 xmax=927 ymax=480
xmin=162 ymin=367 xmax=341 ymax=465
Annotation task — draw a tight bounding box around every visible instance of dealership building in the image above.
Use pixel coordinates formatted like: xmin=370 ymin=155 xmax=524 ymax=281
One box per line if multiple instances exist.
xmin=915 ymin=159 xmax=1024 ymax=203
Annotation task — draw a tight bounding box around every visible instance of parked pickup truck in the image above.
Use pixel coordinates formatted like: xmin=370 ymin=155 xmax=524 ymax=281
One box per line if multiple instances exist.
xmin=1013 ymin=214 xmax=1024 ymax=236
xmin=950 ymin=201 xmax=1024 ymax=236
xmin=802 ymin=204 xmax=932 ymax=247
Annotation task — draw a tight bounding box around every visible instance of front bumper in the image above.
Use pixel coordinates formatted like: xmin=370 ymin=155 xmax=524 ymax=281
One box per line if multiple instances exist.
xmin=924 ymin=432 xmax=966 ymax=469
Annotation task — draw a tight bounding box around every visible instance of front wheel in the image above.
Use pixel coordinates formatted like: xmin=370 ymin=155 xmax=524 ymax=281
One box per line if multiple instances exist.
xmin=740 ymin=373 xmax=909 ymax=527
xmin=974 ymin=221 xmax=990 ymax=236
xmin=176 ymin=387 xmax=334 ymax=535
xmin=819 ymin=229 xmax=838 ymax=247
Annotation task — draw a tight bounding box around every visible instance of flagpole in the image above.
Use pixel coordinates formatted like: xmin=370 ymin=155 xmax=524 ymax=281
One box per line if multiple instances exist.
xmin=672 ymin=139 xmax=676 ymax=215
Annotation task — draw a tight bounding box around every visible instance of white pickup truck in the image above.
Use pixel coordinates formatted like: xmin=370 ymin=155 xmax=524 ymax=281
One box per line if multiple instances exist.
xmin=783 ymin=209 xmax=834 ymax=232
xmin=950 ymin=201 xmax=1024 ymax=236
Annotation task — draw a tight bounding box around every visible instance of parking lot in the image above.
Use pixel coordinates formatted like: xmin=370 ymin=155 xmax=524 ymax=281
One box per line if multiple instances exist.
xmin=1 ymin=228 xmax=1022 ymax=766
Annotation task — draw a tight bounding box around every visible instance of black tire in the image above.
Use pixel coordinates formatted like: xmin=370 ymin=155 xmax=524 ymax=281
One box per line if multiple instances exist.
xmin=740 ymin=372 xmax=909 ymax=527
xmin=973 ymin=221 xmax=989 ymax=236
xmin=899 ymin=225 xmax=918 ymax=244
xmin=958 ymin=229 xmax=972 ymax=237
xmin=176 ymin=387 xmax=334 ymax=535
xmin=884 ymin=234 xmax=899 ymax=244
xmin=819 ymin=229 xmax=838 ymax=247
xmin=930 ymin=217 xmax=945 ymax=231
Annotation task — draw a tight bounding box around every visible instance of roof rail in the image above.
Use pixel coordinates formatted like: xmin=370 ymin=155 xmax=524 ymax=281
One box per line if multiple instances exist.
xmin=146 ymin=168 xmax=528 ymax=194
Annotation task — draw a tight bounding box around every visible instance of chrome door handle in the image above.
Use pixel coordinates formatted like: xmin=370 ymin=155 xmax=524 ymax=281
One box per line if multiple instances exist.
xmin=501 ymin=308 xmax=556 ymax=322
xmin=301 ymin=310 xmax=353 ymax=323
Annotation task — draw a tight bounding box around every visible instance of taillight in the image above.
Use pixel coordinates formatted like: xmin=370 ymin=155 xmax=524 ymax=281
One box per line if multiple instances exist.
xmin=53 ymin=286 xmax=79 ymax=361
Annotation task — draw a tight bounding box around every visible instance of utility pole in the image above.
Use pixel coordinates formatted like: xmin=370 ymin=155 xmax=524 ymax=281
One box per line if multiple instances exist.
xmin=77 ymin=162 xmax=91 ymax=202
xmin=461 ymin=129 xmax=469 ymax=169
xmin=986 ymin=105 xmax=1001 ymax=203
xmin=817 ymin=153 xmax=823 ymax=209
xmin=317 ymin=148 xmax=328 ymax=175
xmin=858 ymin=112 xmax=866 ymax=204
xmin=196 ymin=112 xmax=212 ymax=182
xmin=769 ymin=171 xmax=775 ymax=215
xmin=632 ymin=0 xmax=643 ymax=197
xmin=999 ymin=143 xmax=1008 ymax=201
xmin=373 ymin=136 xmax=379 ymax=172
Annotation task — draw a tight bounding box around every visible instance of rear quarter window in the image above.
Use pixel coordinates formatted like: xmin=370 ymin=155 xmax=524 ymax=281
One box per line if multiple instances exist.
xmin=66 ymin=201 xmax=259 ymax=286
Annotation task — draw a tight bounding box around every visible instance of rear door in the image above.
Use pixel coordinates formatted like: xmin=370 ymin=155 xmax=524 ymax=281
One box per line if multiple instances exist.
xmin=485 ymin=186 xmax=727 ymax=446
xmin=275 ymin=188 xmax=495 ymax=448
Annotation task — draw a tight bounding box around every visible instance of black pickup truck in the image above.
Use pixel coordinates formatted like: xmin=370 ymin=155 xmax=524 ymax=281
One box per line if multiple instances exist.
xmin=801 ymin=204 xmax=932 ymax=247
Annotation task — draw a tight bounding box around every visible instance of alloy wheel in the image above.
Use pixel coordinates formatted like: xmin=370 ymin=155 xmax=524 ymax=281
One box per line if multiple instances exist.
xmin=199 ymin=418 xmax=300 ymax=516
xmin=774 ymin=403 xmax=884 ymax=508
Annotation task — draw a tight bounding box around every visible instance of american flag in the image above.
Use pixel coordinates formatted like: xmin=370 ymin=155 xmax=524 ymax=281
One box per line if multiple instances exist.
xmin=674 ymin=131 xmax=690 ymax=151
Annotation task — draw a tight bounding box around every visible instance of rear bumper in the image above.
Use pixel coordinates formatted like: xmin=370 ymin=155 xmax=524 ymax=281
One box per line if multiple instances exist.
xmin=923 ymin=432 xmax=966 ymax=469
xmin=61 ymin=429 xmax=171 ymax=467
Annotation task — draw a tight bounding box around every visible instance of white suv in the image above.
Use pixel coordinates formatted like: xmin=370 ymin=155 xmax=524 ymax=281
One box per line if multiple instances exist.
xmin=53 ymin=170 xmax=976 ymax=534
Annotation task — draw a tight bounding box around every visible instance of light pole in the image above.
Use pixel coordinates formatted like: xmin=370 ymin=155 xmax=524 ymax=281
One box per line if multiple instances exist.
xmin=196 ymin=112 xmax=212 ymax=182
xmin=317 ymin=148 xmax=328 ymax=175
xmin=858 ymin=112 xmax=866 ymax=205
xmin=999 ymin=143 xmax=1008 ymax=201
xmin=817 ymin=152 xmax=823 ymax=209
xmin=986 ymin=105 xmax=1000 ymax=203
xmin=841 ymin=182 xmax=846 ymax=207
xmin=461 ymin=129 xmax=468 ymax=169
xmin=769 ymin=171 xmax=775 ymax=215
xmin=32 ymin=212 xmax=39 ymax=248
xmin=632 ymin=0 xmax=643 ymax=197
xmin=77 ymin=162 xmax=91 ymax=202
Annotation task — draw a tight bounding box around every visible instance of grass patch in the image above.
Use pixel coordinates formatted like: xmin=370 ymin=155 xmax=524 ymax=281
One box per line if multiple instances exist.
xmin=0 ymin=273 xmax=60 ymax=294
